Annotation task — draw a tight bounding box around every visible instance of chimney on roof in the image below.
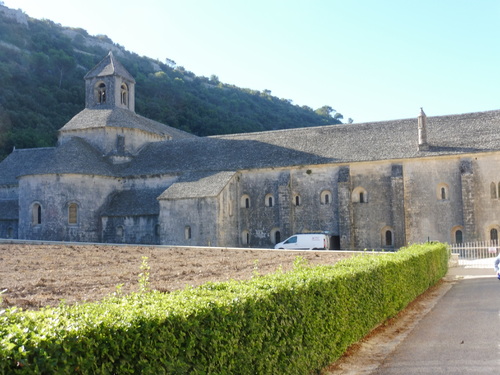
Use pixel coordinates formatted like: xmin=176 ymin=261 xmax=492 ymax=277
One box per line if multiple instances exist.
xmin=417 ymin=107 xmax=429 ymax=151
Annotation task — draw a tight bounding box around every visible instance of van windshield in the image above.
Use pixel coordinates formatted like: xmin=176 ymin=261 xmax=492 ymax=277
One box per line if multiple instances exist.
xmin=284 ymin=236 xmax=297 ymax=244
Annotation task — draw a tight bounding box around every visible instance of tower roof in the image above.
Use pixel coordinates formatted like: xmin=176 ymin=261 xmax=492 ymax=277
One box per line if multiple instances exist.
xmin=84 ymin=51 xmax=135 ymax=83
xmin=59 ymin=108 xmax=196 ymax=139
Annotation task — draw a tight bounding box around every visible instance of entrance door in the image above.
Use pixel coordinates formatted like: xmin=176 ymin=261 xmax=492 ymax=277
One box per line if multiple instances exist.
xmin=331 ymin=235 xmax=340 ymax=250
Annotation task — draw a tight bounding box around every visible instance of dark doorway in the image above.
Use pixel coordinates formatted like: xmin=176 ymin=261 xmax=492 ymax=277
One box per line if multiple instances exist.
xmin=331 ymin=235 xmax=341 ymax=250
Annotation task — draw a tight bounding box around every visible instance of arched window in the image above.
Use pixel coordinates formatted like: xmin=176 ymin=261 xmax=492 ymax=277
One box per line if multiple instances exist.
xmin=270 ymin=228 xmax=281 ymax=245
xmin=240 ymin=194 xmax=251 ymax=208
xmin=68 ymin=203 xmax=78 ymax=225
xmin=352 ymin=187 xmax=368 ymax=203
xmin=241 ymin=230 xmax=250 ymax=245
xmin=491 ymin=228 xmax=498 ymax=242
xmin=320 ymin=190 xmax=332 ymax=205
xmin=381 ymin=226 xmax=394 ymax=247
xmin=96 ymin=82 xmax=106 ymax=104
xmin=120 ymin=83 xmax=128 ymax=106
xmin=451 ymin=226 xmax=464 ymax=244
xmin=7 ymin=227 xmax=13 ymax=238
xmin=185 ymin=226 xmax=192 ymax=240
xmin=385 ymin=230 xmax=393 ymax=247
xmin=491 ymin=182 xmax=497 ymax=199
xmin=437 ymin=183 xmax=449 ymax=201
xmin=294 ymin=194 xmax=301 ymax=206
xmin=32 ymin=203 xmax=41 ymax=225
xmin=155 ymin=224 xmax=161 ymax=237
xmin=265 ymin=194 xmax=274 ymax=207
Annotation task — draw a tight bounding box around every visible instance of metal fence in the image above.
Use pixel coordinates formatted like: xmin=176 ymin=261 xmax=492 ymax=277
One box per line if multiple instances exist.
xmin=450 ymin=241 xmax=499 ymax=268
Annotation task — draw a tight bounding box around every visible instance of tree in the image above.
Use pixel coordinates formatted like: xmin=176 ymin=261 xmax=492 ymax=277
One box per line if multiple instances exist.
xmin=315 ymin=105 xmax=336 ymax=118
xmin=30 ymin=52 xmax=50 ymax=75
xmin=49 ymin=49 xmax=76 ymax=88
xmin=0 ymin=105 xmax=12 ymax=157
xmin=209 ymin=75 xmax=220 ymax=84
xmin=165 ymin=58 xmax=176 ymax=68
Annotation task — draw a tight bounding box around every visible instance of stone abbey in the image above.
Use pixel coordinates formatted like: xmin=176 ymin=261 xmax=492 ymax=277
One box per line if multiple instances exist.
xmin=1 ymin=52 xmax=499 ymax=249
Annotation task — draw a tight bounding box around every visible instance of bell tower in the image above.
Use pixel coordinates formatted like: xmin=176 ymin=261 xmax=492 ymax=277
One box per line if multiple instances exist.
xmin=84 ymin=51 xmax=136 ymax=112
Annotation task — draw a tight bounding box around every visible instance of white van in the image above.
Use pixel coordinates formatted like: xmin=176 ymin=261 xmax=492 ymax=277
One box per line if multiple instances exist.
xmin=274 ymin=233 xmax=330 ymax=250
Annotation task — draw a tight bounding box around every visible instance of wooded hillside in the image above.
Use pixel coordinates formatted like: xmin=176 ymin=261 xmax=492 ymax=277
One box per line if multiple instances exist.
xmin=0 ymin=4 xmax=343 ymax=160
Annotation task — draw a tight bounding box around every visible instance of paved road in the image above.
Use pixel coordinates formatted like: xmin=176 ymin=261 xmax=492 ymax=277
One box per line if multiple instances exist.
xmin=371 ymin=267 xmax=500 ymax=374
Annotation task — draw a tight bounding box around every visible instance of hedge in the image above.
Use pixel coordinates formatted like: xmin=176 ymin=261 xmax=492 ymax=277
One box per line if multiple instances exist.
xmin=0 ymin=242 xmax=449 ymax=374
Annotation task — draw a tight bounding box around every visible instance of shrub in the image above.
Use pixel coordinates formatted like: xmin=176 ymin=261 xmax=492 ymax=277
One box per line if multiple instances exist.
xmin=0 ymin=242 xmax=448 ymax=374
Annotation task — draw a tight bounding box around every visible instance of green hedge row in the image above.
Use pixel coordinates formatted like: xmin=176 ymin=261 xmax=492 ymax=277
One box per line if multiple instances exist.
xmin=0 ymin=243 xmax=449 ymax=374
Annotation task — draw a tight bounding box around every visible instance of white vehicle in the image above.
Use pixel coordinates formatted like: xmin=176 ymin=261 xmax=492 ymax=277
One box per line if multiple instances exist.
xmin=274 ymin=233 xmax=330 ymax=250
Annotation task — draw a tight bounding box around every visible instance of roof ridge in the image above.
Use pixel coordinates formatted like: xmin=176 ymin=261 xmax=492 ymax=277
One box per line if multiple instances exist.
xmin=13 ymin=147 xmax=55 ymax=152
xmin=210 ymin=108 xmax=500 ymax=140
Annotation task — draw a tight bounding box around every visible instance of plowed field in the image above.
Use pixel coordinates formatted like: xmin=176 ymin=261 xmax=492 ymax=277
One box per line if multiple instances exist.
xmin=0 ymin=243 xmax=353 ymax=310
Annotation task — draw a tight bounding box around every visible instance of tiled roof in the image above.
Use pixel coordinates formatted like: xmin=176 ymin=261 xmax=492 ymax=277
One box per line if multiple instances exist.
xmin=0 ymin=138 xmax=115 ymax=185
xmin=210 ymin=109 xmax=500 ymax=164
xmin=0 ymin=147 xmax=55 ymax=186
xmin=84 ymin=51 xmax=135 ymax=82
xmin=3 ymin=109 xmax=500 ymax=186
xmin=59 ymin=108 xmax=196 ymax=139
xmin=158 ymin=171 xmax=236 ymax=200
xmin=102 ymin=188 xmax=164 ymax=216
xmin=124 ymin=109 xmax=500 ymax=175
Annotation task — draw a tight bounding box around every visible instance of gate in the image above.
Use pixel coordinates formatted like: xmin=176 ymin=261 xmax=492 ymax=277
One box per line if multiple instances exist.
xmin=450 ymin=241 xmax=499 ymax=268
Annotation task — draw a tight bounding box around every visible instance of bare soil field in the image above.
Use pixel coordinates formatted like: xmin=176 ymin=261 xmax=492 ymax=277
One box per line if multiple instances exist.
xmin=0 ymin=243 xmax=354 ymax=310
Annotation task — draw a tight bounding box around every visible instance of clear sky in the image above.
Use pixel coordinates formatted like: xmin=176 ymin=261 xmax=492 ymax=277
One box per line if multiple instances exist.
xmin=3 ymin=0 xmax=500 ymax=124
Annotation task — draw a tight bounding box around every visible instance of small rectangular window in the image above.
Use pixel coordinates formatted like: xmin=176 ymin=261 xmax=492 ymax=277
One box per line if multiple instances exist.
xmin=68 ymin=203 xmax=78 ymax=224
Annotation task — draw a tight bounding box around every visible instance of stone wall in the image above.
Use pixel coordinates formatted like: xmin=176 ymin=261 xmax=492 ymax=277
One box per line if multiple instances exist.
xmin=59 ymin=127 xmax=166 ymax=157
xmin=159 ymin=197 xmax=218 ymax=247
xmin=237 ymin=170 xmax=285 ymax=247
xmin=403 ymin=156 xmax=465 ymax=244
xmin=0 ymin=220 xmax=17 ymax=239
xmin=236 ymin=167 xmax=342 ymax=248
xmin=10 ymin=151 xmax=500 ymax=249
xmin=101 ymin=215 xmax=159 ymax=244
xmin=217 ymin=177 xmax=239 ymax=247
xmin=230 ymin=155 xmax=498 ymax=250
xmin=467 ymin=154 xmax=500 ymax=241
xmin=18 ymin=174 xmax=121 ymax=242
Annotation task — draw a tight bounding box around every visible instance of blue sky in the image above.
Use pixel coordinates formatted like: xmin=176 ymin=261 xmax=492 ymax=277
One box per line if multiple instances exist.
xmin=3 ymin=0 xmax=500 ymax=124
